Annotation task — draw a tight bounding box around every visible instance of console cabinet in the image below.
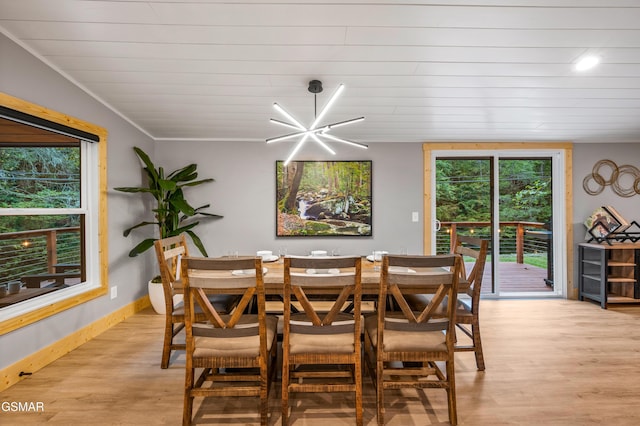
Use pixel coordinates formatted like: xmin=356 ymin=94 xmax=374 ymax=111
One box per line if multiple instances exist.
xmin=578 ymin=242 xmax=640 ymax=308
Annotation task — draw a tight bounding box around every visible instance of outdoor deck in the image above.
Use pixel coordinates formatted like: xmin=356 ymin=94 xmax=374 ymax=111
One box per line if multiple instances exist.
xmin=480 ymin=261 xmax=553 ymax=294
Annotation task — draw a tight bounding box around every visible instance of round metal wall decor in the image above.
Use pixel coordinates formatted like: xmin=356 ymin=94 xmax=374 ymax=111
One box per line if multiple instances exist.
xmin=583 ymin=159 xmax=640 ymax=197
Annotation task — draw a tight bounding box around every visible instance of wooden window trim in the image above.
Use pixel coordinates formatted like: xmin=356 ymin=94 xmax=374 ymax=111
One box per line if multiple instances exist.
xmin=0 ymin=92 xmax=108 ymax=334
xmin=422 ymin=142 xmax=575 ymax=299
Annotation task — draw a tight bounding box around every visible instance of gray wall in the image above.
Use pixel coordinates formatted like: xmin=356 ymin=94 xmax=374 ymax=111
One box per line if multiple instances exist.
xmin=572 ymin=145 xmax=640 ymax=228
xmin=159 ymin=141 xmax=640 ymax=293
xmin=0 ymin=33 xmax=155 ymax=370
xmin=2 ymin=30 xmax=640 ymax=372
xmin=155 ymin=140 xmax=425 ymax=258
xmin=571 ymin=145 xmax=640 ymax=287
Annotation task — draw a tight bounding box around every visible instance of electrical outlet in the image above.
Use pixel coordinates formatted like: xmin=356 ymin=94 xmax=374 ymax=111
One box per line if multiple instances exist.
xmin=412 ymin=212 xmax=419 ymax=222
xmin=110 ymin=286 xmax=117 ymax=300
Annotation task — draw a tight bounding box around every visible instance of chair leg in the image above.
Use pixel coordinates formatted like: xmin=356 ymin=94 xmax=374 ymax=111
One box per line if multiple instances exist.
xmin=183 ymin=366 xmax=194 ymax=426
xmin=376 ymin=358 xmax=384 ymax=426
xmin=446 ymin=359 xmax=457 ymax=426
xmin=161 ymin=321 xmax=174 ymax=369
xmin=472 ymin=323 xmax=485 ymax=371
xmin=281 ymin=357 xmax=290 ymax=425
xmin=260 ymin=364 xmax=269 ymax=426
xmin=355 ymin=359 xmax=363 ymax=426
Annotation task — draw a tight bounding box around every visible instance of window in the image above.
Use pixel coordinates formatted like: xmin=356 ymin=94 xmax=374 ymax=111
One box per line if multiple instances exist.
xmin=0 ymin=93 xmax=107 ymax=334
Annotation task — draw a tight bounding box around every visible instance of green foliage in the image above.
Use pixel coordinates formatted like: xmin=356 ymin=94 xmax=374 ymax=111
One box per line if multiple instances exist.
xmin=436 ymin=159 xmax=491 ymax=222
xmin=114 ymin=147 xmax=222 ymax=257
xmin=0 ymin=146 xmax=80 ymax=209
xmin=279 ymin=161 xmax=371 ymax=201
xmin=436 ymin=158 xmax=551 ymax=224
xmin=0 ymin=145 xmax=83 ymax=283
xmin=499 ymin=159 xmax=552 ymax=222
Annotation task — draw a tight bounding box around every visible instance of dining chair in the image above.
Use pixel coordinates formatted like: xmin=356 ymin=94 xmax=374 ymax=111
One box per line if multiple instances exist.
xmin=281 ymin=255 xmax=363 ymax=426
xmin=451 ymin=235 xmax=489 ymax=371
xmin=364 ymin=254 xmax=462 ymax=426
xmin=404 ymin=235 xmax=489 ymax=371
xmin=181 ymin=256 xmax=278 ymax=426
xmin=153 ymin=235 xmax=240 ymax=369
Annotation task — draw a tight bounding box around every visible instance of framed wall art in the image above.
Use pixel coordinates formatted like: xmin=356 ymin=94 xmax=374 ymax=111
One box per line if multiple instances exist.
xmin=276 ymin=160 xmax=372 ymax=237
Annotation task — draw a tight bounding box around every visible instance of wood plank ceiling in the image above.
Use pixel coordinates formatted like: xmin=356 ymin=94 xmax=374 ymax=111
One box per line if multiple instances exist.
xmin=1 ymin=1 xmax=640 ymax=144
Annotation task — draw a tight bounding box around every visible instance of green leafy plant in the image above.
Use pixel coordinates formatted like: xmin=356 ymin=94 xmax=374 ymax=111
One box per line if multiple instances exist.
xmin=114 ymin=146 xmax=222 ymax=257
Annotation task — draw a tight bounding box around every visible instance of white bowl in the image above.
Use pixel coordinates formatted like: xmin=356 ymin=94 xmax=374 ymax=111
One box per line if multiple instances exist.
xmin=310 ymin=250 xmax=328 ymax=257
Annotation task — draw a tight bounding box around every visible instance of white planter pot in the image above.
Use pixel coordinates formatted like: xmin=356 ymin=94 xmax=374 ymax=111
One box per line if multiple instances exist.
xmin=148 ymin=280 xmax=166 ymax=315
xmin=148 ymin=280 xmax=183 ymax=315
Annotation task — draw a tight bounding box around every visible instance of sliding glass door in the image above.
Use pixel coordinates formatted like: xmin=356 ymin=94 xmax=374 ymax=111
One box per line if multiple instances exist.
xmin=433 ymin=151 xmax=563 ymax=297
xmin=435 ymin=157 xmax=495 ymax=292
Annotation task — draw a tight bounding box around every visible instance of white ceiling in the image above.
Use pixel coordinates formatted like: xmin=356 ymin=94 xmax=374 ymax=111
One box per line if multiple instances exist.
xmin=2 ymin=0 xmax=640 ymax=145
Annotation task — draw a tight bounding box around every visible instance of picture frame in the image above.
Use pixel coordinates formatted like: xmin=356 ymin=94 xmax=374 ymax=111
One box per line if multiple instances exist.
xmin=584 ymin=206 xmax=621 ymax=239
xmin=603 ymin=205 xmax=631 ymax=233
xmin=276 ymin=160 xmax=372 ymax=237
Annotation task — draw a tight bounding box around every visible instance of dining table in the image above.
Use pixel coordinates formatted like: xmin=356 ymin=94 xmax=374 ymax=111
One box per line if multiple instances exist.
xmin=175 ymin=255 xmax=469 ymax=300
xmin=259 ymin=256 xmax=469 ymax=295
xmin=175 ymin=255 xmax=468 ymax=315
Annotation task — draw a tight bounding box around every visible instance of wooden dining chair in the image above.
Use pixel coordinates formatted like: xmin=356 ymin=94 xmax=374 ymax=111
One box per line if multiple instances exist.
xmin=181 ymin=256 xmax=278 ymax=426
xmin=282 ymin=255 xmax=363 ymax=426
xmin=364 ymin=254 xmax=462 ymax=426
xmin=404 ymin=235 xmax=489 ymax=371
xmin=153 ymin=235 xmax=240 ymax=369
xmin=451 ymin=234 xmax=489 ymax=371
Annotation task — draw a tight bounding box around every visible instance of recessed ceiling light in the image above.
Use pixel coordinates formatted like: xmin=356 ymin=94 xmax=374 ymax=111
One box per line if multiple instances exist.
xmin=575 ymin=55 xmax=600 ymax=71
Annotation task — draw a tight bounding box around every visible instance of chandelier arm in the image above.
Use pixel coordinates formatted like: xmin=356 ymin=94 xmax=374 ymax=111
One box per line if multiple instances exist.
xmin=266 ymin=129 xmax=308 ymax=144
xmin=273 ymin=103 xmax=306 ymax=130
xmin=310 ymin=84 xmax=344 ymax=129
xmin=323 ymin=116 xmax=365 ymax=130
xmin=270 ymin=118 xmax=302 ymax=131
xmin=320 ymin=133 xmax=368 ymax=149
xmin=284 ymin=134 xmax=311 ymax=166
xmin=310 ymin=133 xmax=336 ymax=155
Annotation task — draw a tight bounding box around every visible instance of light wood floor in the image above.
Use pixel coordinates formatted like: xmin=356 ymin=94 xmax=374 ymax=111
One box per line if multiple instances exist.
xmin=3 ymin=299 xmax=640 ymax=425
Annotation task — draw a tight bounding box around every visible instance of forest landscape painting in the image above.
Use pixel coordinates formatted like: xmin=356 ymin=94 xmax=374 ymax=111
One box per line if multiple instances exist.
xmin=276 ymin=161 xmax=372 ymax=237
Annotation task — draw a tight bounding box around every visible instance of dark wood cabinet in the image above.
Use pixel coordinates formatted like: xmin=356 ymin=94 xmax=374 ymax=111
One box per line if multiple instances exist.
xmin=579 ymin=242 xmax=640 ymax=308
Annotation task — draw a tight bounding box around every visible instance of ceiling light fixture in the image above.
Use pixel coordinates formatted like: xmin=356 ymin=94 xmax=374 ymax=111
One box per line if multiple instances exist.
xmin=267 ymin=80 xmax=366 ymax=165
xmin=575 ymin=55 xmax=601 ymax=71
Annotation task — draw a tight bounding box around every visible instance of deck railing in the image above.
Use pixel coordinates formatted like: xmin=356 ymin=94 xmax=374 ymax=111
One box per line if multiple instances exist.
xmin=0 ymin=221 xmax=548 ymax=285
xmin=437 ymin=221 xmax=550 ymax=263
xmin=0 ymin=227 xmax=81 ymax=285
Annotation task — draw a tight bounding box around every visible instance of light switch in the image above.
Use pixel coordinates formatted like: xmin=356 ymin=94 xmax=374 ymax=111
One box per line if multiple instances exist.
xmin=412 ymin=212 xmax=419 ymax=222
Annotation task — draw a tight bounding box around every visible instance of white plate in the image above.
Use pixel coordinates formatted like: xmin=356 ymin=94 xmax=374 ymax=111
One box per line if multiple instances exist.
xmin=305 ymin=268 xmax=340 ymax=275
xmin=232 ymin=267 xmax=268 ymax=276
xmin=366 ymin=254 xmax=386 ymax=262
xmin=261 ymin=255 xmax=279 ymax=263
xmin=388 ymin=266 xmax=416 ymax=274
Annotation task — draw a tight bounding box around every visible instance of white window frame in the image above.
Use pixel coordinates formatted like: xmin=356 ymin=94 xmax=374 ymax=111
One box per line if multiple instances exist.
xmin=423 ymin=142 xmax=575 ymax=300
xmin=0 ymin=92 xmax=108 ymax=335
xmin=0 ymin=141 xmax=100 ymax=322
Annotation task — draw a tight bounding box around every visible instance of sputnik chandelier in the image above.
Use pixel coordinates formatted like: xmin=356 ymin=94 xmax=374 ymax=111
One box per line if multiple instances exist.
xmin=267 ymin=80 xmax=367 ymax=165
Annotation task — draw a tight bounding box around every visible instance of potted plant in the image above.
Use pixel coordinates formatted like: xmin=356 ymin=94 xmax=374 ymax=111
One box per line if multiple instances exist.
xmin=114 ymin=146 xmax=222 ymax=313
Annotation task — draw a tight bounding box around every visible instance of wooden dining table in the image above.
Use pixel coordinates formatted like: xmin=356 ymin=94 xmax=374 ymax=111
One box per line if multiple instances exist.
xmin=175 ymin=256 xmax=468 ymax=303
xmin=259 ymin=256 xmax=469 ymax=295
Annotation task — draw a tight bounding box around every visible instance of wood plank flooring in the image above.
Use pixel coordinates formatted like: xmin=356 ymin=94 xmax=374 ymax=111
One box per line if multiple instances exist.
xmin=2 ymin=299 xmax=640 ymax=425
xmin=483 ymin=262 xmax=553 ymax=293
